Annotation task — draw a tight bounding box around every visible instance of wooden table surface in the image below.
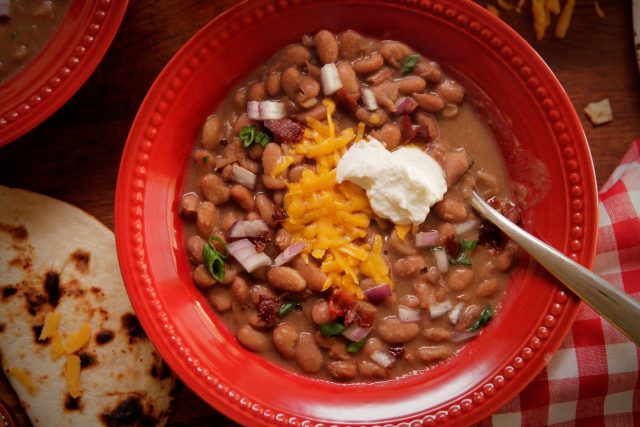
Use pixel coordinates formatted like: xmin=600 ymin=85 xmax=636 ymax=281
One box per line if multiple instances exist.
xmin=1 ymin=0 xmax=638 ymax=425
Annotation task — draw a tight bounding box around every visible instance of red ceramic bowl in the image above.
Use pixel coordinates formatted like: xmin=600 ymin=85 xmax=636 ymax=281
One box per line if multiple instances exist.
xmin=0 ymin=0 xmax=128 ymax=145
xmin=115 ymin=0 xmax=598 ymax=425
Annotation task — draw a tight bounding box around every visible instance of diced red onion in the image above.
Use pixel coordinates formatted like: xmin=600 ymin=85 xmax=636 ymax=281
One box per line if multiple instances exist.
xmin=363 ymin=283 xmax=391 ymax=305
xmin=320 ymin=63 xmax=342 ymax=95
xmin=273 ymin=241 xmax=305 ymax=267
xmin=415 ymin=230 xmax=438 ymax=247
xmin=246 ymin=100 xmax=285 ymax=121
xmin=227 ymin=238 xmax=272 ymax=273
xmin=398 ymin=305 xmax=422 ymax=323
xmin=360 ymin=85 xmax=378 ymax=111
xmin=342 ymin=324 xmax=372 ymax=342
xmin=434 ymin=248 xmax=448 ymax=273
xmin=455 ymin=219 xmax=481 ymax=235
xmin=227 ymin=220 xmax=269 ymax=239
xmin=394 ymin=97 xmax=418 ymax=115
xmin=429 ymin=300 xmax=452 ymax=319
xmin=370 ymin=350 xmax=395 ymax=368
xmin=0 ymin=0 xmax=10 ymax=18
xmin=448 ymin=302 xmax=463 ymax=325
xmin=450 ymin=330 xmax=479 ymax=343
xmin=232 ymin=164 xmax=257 ymax=189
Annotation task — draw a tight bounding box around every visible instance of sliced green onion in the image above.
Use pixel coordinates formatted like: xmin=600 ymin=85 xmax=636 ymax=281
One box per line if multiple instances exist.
xmin=449 ymin=252 xmax=472 ymax=265
xmin=319 ymin=321 xmax=345 ymax=337
xmin=202 ymin=236 xmax=228 ymax=282
xmin=278 ymin=301 xmax=297 ymax=318
xmin=347 ymin=337 xmax=367 ymax=354
xmin=401 ymin=54 xmax=421 ymax=75
xmin=239 ymin=124 xmax=271 ymax=148
xmin=469 ymin=305 xmax=494 ymax=331
xmin=460 ymin=239 xmax=478 ymax=251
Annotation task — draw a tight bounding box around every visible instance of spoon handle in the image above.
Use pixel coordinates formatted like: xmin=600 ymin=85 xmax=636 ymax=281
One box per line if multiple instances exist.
xmin=471 ymin=192 xmax=640 ymax=346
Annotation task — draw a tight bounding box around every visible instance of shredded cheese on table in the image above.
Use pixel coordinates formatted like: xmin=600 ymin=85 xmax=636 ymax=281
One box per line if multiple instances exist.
xmin=283 ymin=99 xmax=391 ymax=298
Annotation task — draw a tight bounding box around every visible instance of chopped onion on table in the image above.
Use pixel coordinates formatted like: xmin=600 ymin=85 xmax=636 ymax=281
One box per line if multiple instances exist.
xmin=320 ymin=63 xmax=343 ymax=95
xmin=398 ymin=305 xmax=422 ymax=323
xmin=360 ymin=85 xmax=378 ymax=111
xmin=434 ymin=248 xmax=448 ymax=273
xmin=450 ymin=330 xmax=479 ymax=343
xmin=455 ymin=219 xmax=481 ymax=235
xmin=231 ymin=164 xmax=257 ymax=189
xmin=246 ymin=100 xmax=285 ymax=121
xmin=370 ymin=350 xmax=396 ymax=368
xmin=273 ymin=241 xmax=305 ymax=267
xmin=227 ymin=239 xmax=272 ymax=273
xmin=448 ymin=302 xmax=464 ymax=325
xmin=342 ymin=324 xmax=372 ymax=342
xmin=429 ymin=300 xmax=452 ymax=319
xmin=227 ymin=220 xmax=269 ymax=238
xmin=363 ymin=283 xmax=391 ymax=305
xmin=415 ymin=230 xmax=438 ymax=247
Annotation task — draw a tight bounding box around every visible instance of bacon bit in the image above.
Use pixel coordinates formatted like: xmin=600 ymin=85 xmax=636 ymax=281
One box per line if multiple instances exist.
xmin=328 ymin=288 xmax=356 ymax=320
xmin=257 ymin=295 xmax=279 ymax=324
xmin=334 ymin=88 xmax=359 ymax=113
xmin=264 ymin=118 xmax=305 ymax=143
xmin=478 ymin=221 xmax=505 ymax=252
xmin=272 ymin=206 xmax=288 ymax=224
xmin=444 ymin=235 xmax=462 ymax=259
xmin=388 ymin=345 xmax=405 ymax=359
xmin=250 ymin=231 xmax=272 ymax=253
xmin=401 ymin=115 xmax=416 ymax=142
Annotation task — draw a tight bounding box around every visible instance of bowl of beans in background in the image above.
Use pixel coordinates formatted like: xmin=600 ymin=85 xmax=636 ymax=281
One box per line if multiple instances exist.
xmin=0 ymin=0 xmax=128 ymax=144
xmin=115 ymin=0 xmax=598 ymax=425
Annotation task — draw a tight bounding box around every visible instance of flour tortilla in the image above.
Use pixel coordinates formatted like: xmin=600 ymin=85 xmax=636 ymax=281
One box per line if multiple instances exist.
xmin=0 ymin=186 xmax=175 ymax=426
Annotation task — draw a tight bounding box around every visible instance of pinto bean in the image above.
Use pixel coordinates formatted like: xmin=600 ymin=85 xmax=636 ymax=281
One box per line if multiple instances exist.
xmin=329 ymin=341 xmax=351 ymax=361
xmin=362 ymin=337 xmax=383 ymax=356
xmin=447 ymin=266 xmax=474 ymax=292
xmin=374 ymin=123 xmax=402 ymax=150
xmin=288 ymin=164 xmax=314 ymax=183
xmin=414 ymin=60 xmax=443 ymax=83
xmin=311 ymin=301 xmax=332 ymax=325
xmin=456 ymin=304 xmax=481 ymax=331
xmin=253 ymin=193 xmax=275 ymax=227
xmin=352 ymin=52 xmax=384 ymax=74
xmin=314 ymin=30 xmax=339 ymax=64
xmin=379 ymin=41 xmax=411 ymax=68
xmin=418 ymin=346 xmax=452 ymax=363
xmin=296 ymin=332 xmax=323 ymax=373
xmin=233 ymin=113 xmax=254 ymax=135
xmin=434 ymin=80 xmax=466 ymax=104
xmin=208 ymin=286 xmax=231 ymax=311
xmin=229 ymin=184 xmax=255 ymax=211
xmin=267 ymin=267 xmax=306 ymax=292
xmin=237 ymin=325 xmax=269 ymax=352
xmin=274 ymin=228 xmax=293 ymax=252
xmin=220 ymin=164 xmax=234 ymax=181
xmin=233 ymin=88 xmax=247 ymax=110
xmin=193 ymin=264 xmax=216 ymax=287
xmin=180 ymin=193 xmax=200 ymax=219
xmin=249 ymin=284 xmax=276 ymax=306
xmin=441 ymin=103 xmax=459 ymax=118
xmin=222 ymin=262 xmax=238 ymax=285
xmin=336 ymin=62 xmax=360 ymax=100
xmin=196 ymin=201 xmax=217 ymax=236
xmin=496 ymin=242 xmax=518 ymax=271
xmin=377 ymin=316 xmax=420 ymax=344
xmin=434 ymin=198 xmax=468 ymax=223
xmin=399 ymin=294 xmax=421 ymax=309
xmin=443 ymin=150 xmax=471 ymax=187
xmin=262 ymin=143 xmax=283 ymax=176
xmin=272 ymin=323 xmax=299 ymax=359
xmin=262 ymin=174 xmax=287 ymax=190
xmin=247 ymin=81 xmax=266 ymax=101
xmin=413 ymin=282 xmax=432 ymax=309
xmin=230 ymin=276 xmax=249 ymax=303
xmin=281 ymin=66 xmax=302 ymax=99
xmin=358 ymin=360 xmax=388 ymax=379
xmin=423 ymin=327 xmax=452 ymax=342
xmin=219 ymin=211 xmax=239 ymax=231
xmin=387 ymin=229 xmax=417 ymax=256
xmin=367 ymin=66 xmax=394 ymax=86
xmin=201 ymin=115 xmax=222 ymax=150
xmin=291 ymin=256 xmax=327 ymax=292
xmin=338 ymin=30 xmax=362 ymax=60
xmin=201 ymin=174 xmax=230 ymax=205
xmin=295 ymin=104 xmax=327 ymax=122
xmin=396 ymin=76 xmax=426 ymax=94
xmin=192 ymin=149 xmax=214 ymax=170
xmin=328 ymin=361 xmax=357 ymax=381
xmin=372 ymin=81 xmax=399 ymax=112
xmin=355 ymin=107 xmax=387 ymax=128
xmin=297 ymin=75 xmax=320 ymax=102
xmin=415 ymin=112 xmax=439 ymax=141
xmin=436 ymin=223 xmax=455 ymax=246
xmin=476 ymin=169 xmax=500 ymax=199
xmin=475 ymin=278 xmax=499 ymax=298
xmin=281 ymin=44 xmax=312 ymax=66
xmin=187 ymin=235 xmax=206 ymax=263
xmin=413 ymin=92 xmax=446 ymax=113
xmin=393 ymin=256 xmax=426 ymax=278
xmin=265 ymin=71 xmax=281 ymax=97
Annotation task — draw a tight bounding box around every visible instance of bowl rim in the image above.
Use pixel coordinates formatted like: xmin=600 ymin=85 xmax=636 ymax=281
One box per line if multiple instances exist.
xmin=0 ymin=0 xmax=129 ymax=145
xmin=115 ymin=0 xmax=598 ymax=425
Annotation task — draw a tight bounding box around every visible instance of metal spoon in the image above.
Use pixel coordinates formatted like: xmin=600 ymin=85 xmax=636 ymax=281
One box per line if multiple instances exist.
xmin=470 ymin=191 xmax=640 ymax=346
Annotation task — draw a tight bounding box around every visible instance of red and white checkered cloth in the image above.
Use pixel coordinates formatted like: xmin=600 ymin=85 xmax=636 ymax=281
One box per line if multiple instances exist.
xmin=482 ymin=140 xmax=640 ymax=426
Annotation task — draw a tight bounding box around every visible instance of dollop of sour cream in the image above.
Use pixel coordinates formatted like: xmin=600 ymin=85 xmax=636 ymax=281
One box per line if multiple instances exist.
xmin=336 ymin=138 xmax=446 ymax=225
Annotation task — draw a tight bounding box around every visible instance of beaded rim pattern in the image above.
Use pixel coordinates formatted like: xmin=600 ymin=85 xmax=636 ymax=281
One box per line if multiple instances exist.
xmin=119 ymin=0 xmax=595 ymax=425
xmin=0 ymin=0 xmax=128 ymax=144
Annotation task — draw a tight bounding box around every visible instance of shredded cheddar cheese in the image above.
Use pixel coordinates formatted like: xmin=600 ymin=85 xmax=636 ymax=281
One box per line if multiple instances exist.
xmin=39 ymin=311 xmax=61 ymax=340
xmin=395 ymin=224 xmax=412 ymax=240
xmin=555 ymin=0 xmax=575 ymax=38
xmin=65 ymin=355 xmax=81 ymax=398
xmin=8 ymin=367 xmax=37 ymax=395
xmin=64 ymin=322 xmax=91 ymax=354
xmin=284 ymin=99 xmax=392 ymax=297
xmin=51 ymin=335 xmax=65 ymax=361
xmin=271 ymin=155 xmax=295 ymax=178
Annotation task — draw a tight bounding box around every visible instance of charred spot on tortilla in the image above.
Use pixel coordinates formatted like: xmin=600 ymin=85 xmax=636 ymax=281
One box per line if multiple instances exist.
xmin=90 ymin=286 xmax=105 ymax=298
xmin=150 ymin=360 xmax=172 ymax=380
xmin=43 ymin=271 xmax=61 ymax=307
xmin=70 ymin=250 xmax=90 ymax=274
xmin=0 ymin=323 xmax=5 ymax=332
xmin=121 ymin=313 xmax=146 ymax=342
xmin=95 ymin=329 xmax=115 ymax=345
xmin=2 ymin=285 xmax=17 ymax=299
xmin=100 ymin=395 xmax=159 ymax=427
xmin=78 ymin=351 xmax=96 ymax=369
xmin=25 ymin=291 xmax=47 ymax=316
xmin=9 ymin=255 xmax=32 ymax=270
xmin=32 ymin=325 xmax=49 ymax=345
xmin=0 ymin=224 xmax=28 ymax=241
xmin=64 ymin=395 xmax=81 ymax=411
